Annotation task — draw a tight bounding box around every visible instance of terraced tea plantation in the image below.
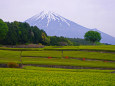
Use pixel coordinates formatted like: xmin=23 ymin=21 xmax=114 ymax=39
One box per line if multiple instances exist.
xmin=0 ymin=45 xmax=115 ymax=86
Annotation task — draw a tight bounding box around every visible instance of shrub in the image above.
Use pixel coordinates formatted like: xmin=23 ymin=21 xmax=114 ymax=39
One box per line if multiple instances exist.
xmin=0 ymin=44 xmax=2 ymax=47
xmin=65 ymin=56 xmax=69 ymax=59
xmin=48 ymin=57 xmax=52 ymax=59
xmin=104 ymin=61 xmax=108 ymax=62
xmin=25 ymin=43 xmax=29 ymax=45
xmin=83 ymin=58 xmax=86 ymax=61
xmin=7 ymin=62 xmax=19 ymax=68
xmin=38 ymin=43 xmax=42 ymax=45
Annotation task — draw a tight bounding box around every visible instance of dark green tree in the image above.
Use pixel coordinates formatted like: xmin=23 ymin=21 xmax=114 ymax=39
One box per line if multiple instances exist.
xmin=4 ymin=22 xmax=18 ymax=45
xmin=0 ymin=19 xmax=73 ymax=46
xmin=0 ymin=19 xmax=8 ymax=41
xmin=32 ymin=26 xmax=42 ymax=44
xmin=84 ymin=31 xmax=101 ymax=44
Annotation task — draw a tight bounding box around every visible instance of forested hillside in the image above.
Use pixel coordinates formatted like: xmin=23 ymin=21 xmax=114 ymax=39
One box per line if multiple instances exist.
xmin=0 ymin=19 xmax=73 ymax=46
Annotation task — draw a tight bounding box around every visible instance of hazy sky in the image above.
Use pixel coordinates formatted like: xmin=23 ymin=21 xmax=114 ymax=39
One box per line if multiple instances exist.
xmin=0 ymin=0 xmax=115 ymax=37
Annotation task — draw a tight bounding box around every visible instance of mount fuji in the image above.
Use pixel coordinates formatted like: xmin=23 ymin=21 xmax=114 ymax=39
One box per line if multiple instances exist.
xmin=25 ymin=11 xmax=115 ymax=45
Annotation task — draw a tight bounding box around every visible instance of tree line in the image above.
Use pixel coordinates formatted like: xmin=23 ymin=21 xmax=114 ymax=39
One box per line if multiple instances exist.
xmin=0 ymin=19 xmax=102 ymax=46
xmin=0 ymin=19 xmax=72 ymax=46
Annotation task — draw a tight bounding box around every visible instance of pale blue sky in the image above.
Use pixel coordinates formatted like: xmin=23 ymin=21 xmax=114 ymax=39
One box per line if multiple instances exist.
xmin=0 ymin=0 xmax=115 ymax=37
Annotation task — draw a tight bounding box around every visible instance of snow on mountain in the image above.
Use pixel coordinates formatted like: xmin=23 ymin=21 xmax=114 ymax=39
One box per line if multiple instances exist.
xmin=26 ymin=11 xmax=71 ymax=27
xmin=25 ymin=11 xmax=115 ymax=45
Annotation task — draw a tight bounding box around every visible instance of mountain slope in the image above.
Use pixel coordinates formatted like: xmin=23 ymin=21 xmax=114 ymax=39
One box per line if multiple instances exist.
xmin=25 ymin=11 xmax=115 ymax=45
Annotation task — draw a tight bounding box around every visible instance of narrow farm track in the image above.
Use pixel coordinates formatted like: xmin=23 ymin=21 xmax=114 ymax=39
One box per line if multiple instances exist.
xmin=0 ymin=63 xmax=115 ymax=70
xmin=23 ymin=64 xmax=115 ymax=70
xmin=70 ymin=57 xmax=115 ymax=62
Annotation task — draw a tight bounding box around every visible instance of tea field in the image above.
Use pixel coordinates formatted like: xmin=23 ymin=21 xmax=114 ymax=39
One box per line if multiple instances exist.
xmin=0 ymin=67 xmax=115 ymax=86
xmin=22 ymin=50 xmax=115 ymax=60
xmin=0 ymin=45 xmax=115 ymax=86
xmin=0 ymin=49 xmax=115 ymax=69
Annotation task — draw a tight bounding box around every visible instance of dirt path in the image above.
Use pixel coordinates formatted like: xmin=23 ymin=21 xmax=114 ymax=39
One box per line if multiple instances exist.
xmin=70 ymin=57 xmax=115 ymax=62
xmin=0 ymin=63 xmax=115 ymax=70
xmin=23 ymin=64 xmax=115 ymax=70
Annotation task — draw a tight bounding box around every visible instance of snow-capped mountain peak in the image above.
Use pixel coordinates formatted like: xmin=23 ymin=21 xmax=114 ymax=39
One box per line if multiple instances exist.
xmin=26 ymin=11 xmax=70 ymax=27
xmin=35 ymin=11 xmax=56 ymax=20
xmin=25 ymin=11 xmax=115 ymax=45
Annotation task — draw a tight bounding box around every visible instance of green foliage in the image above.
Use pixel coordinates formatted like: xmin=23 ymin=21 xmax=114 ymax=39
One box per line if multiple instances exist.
xmin=24 ymin=66 xmax=114 ymax=73
xmin=0 ymin=19 xmax=8 ymax=41
xmin=50 ymin=36 xmax=73 ymax=46
xmin=0 ymin=19 xmax=72 ymax=46
xmin=22 ymin=51 xmax=62 ymax=58
xmin=0 ymin=45 xmax=115 ymax=62
xmin=68 ymin=38 xmax=93 ymax=45
xmin=95 ymin=42 xmax=105 ymax=45
xmin=42 ymin=33 xmax=50 ymax=45
xmin=38 ymin=43 xmax=42 ymax=45
xmin=1 ymin=19 xmax=104 ymax=46
xmin=32 ymin=26 xmax=42 ymax=44
xmin=0 ymin=50 xmax=20 ymax=63
xmin=84 ymin=31 xmax=101 ymax=44
xmin=0 ymin=45 xmax=115 ymax=68
xmin=44 ymin=45 xmax=115 ymax=52
xmin=63 ymin=51 xmax=115 ymax=60
xmin=2 ymin=21 xmax=46 ymax=45
xmin=22 ymin=57 xmax=115 ymax=68
xmin=22 ymin=50 xmax=115 ymax=61
xmin=0 ymin=68 xmax=115 ymax=86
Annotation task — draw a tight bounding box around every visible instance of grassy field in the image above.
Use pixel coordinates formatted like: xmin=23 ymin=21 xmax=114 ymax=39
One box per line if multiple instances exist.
xmin=22 ymin=50 xmax=115 ymax=60
xmin=0 ymin=45 xmax=115 ymax=69
xmin=63 ymin=51 xmax=115 ymax=60
xmin=0 ymin=50 xmax=115 ymax=62
xmin=0 ymin=50 xmax=20 ymax=63
xmin=0 ymin=47 xmax=43 ymax=51
xmin=0 ymin=67 xmax=115 ymax=86
xmin=44 ymin=45 xmax=115 ymax=52
xmin=22 ymin=57 xmax=115 ymax=68
xmin=22 ymin=51 xmax=62 ymax=58
xmin=24 ymin=66 xmax=114 ymax=73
